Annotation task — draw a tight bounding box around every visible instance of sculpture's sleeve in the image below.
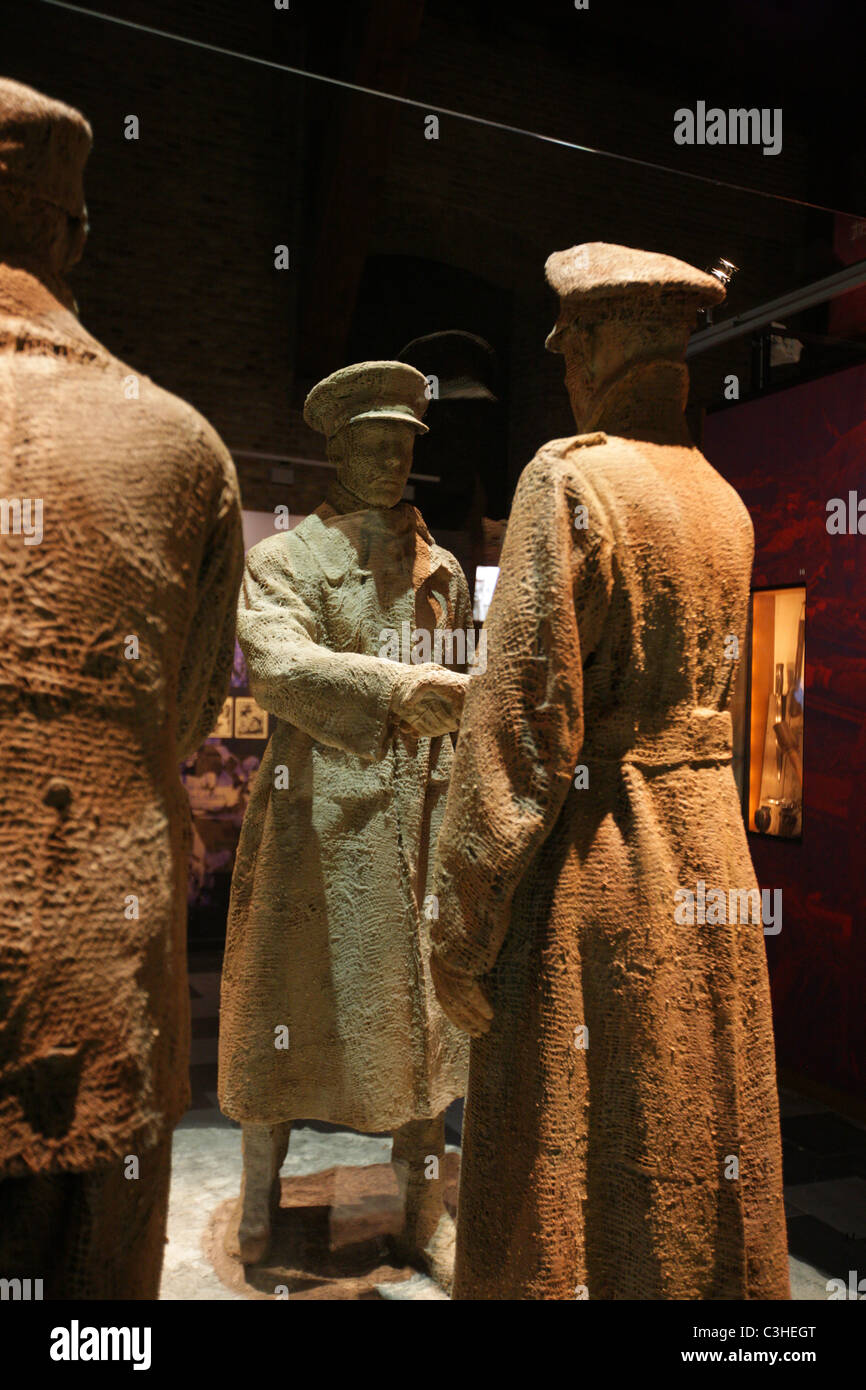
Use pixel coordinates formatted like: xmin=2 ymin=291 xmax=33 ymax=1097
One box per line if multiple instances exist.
xmin=432 ymin=448 xmax=613 ymax=978
xmin=443 ymin=551 xmax=474 ymax=674
xmin=176 ymin=430 xmax=245 ymax=761
xmin=237 ymin=534 xmax=405 ymax=762
xmin=454 ymin=565 xmax=475 ymax=666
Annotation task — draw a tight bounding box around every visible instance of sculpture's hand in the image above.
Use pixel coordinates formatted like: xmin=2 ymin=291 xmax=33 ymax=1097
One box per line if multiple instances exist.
xmin=391 ymin=665 xmax=470 ymax=737
xmin=430 ymin=952 xmax=493 ymax=1037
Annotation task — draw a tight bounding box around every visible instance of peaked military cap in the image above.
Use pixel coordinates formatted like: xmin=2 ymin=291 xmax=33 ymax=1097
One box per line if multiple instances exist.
xmin=0 ymin=77 xmax=92 ymax=219
xmin=545 ymin=242 xmax=726 ymax=350
xmin=304 ymin=361 xmax=430 ymax=439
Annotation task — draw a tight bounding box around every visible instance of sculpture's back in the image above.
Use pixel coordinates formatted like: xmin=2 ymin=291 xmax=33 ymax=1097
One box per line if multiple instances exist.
xmin=0 ymin=78 xmax=243 ymax=1298
xmin=433 ymin=244 xmax=790 ymax=1300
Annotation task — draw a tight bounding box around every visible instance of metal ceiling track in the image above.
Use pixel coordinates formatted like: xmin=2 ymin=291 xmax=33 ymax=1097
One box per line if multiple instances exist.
xmin=688 ymin=259 xmax=866 ymax=356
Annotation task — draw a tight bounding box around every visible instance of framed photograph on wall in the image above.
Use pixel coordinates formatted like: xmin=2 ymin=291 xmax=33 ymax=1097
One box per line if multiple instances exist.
xmin=234 ymin=696 xmax=269 ymax=740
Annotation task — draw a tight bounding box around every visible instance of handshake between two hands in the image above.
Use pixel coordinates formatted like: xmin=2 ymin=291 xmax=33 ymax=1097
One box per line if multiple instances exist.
xmin=390 ymin=662 xmax=471 ymax=738
xmin=388 ymin=662 xmax=494 ymax=1035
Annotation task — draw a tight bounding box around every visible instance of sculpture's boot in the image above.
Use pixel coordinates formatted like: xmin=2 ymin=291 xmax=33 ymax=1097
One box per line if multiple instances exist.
xmin=225 ymin=1122 xmax=291 ymax=1264
xmin=390 ymin=1111 xmax=455 ymax=1292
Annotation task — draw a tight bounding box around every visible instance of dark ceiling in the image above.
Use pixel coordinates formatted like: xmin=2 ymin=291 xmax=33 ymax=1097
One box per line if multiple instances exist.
xmin=9 ymin=0 xmax=862 ymax=214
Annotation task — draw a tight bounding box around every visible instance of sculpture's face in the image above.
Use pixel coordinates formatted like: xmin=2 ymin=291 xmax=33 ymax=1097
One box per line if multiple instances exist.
xmin=336 ymin=418 xmax=418 ymax=507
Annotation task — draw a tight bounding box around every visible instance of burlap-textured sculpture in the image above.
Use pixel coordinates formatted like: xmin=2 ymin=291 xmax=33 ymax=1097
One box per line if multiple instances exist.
xmin=0 ymin=78 xmax=244 ymax=1298
xmin=218 ymin=362 xmax=471 ymax=1282
xmin=432 ymin=244 xmax=790 ymax=1300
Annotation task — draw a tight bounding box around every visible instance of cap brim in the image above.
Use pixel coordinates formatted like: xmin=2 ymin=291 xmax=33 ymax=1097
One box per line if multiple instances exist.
xmin=545 ymin=321 xmax=570 ymax=353
xmin=347 ymin=409 xmax=429 ymax=434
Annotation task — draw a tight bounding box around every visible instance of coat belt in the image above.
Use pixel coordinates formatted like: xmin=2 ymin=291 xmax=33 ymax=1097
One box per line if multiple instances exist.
xmin=582 ymin=707 xmax=734 ymax=768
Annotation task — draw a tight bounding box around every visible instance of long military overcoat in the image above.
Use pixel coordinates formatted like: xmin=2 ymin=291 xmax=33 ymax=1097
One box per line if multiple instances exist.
xmin=0 ymin=286 xmax=243 ymax=1175
xmin=433 ymin=365 xmax=790 ymax=1299
xmin=218 ymin=498 xmax=471 ymax=1131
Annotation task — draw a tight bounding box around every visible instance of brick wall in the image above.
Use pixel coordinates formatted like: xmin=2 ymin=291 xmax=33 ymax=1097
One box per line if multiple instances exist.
xmin=2 ymin=0 xmax=848 ymax=506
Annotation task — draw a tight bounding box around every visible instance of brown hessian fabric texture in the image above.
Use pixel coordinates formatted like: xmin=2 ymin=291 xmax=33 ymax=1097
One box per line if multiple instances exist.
xmin=0 ymin=1131 xmax=173 ymax=1298
xmin=433 ymin=357 xmax=790 ymax=1300
xmin=0 ymin=239 xmax=244 ymax=1174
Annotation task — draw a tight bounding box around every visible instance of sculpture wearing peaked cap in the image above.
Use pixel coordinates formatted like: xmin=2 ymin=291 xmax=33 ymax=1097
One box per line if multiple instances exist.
xmin=432 ymin=243 xmax=790 ymax=1300
xmin=542 ymin=241 xmax=726 ymax=439
xmin=0 ymin=78 xmax=244 ymax=1298
xmin=304 ymin=360 xmax=430 ymax=437
xmin=219 ymin=360 xmax=472 ymax=1285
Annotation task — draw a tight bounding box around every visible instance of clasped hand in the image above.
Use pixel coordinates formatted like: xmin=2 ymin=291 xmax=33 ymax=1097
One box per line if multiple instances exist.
xmin=390 ymin=663 xmax=470 ymax=737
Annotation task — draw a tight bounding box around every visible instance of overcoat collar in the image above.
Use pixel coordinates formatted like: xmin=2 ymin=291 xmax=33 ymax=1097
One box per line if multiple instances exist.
xmin=307 ymin=491 xmax=456 ymax=592
xmin=586 ymin=357 xmax=692 ymax=443
xmin=0 ymin=264 xmax=106 ymax=364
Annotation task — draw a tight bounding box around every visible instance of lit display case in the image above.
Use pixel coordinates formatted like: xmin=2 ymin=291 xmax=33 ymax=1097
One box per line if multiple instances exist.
xmin=746 ymin=586 xmax=806 ymax=838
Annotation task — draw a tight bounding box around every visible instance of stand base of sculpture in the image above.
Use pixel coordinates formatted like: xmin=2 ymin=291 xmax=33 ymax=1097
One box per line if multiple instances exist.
xmin=205 ymin=1152 xmax=460 ymax=1299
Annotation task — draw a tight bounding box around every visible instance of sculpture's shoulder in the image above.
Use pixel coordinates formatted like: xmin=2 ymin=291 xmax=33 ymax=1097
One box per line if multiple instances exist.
xmin=246 ymin=522 xmax=304 ymax=567
xmin=157 ymin=382 xmax=234 ymax=470
xmin=131 ymin=382 xmax=241 ymax=522
xmin=511 ymin=434 xmax=621 ymax=559
xmin=2 ymin=310 xmax=236 ymax=488
xmin=518 ymin=432 xmax=609 ymax=495
xmin=547 ymin=430 xmax=608 ymax=458
xmin=528 ymin=431 xmax=608 ymax=474
xmin=427 ymin=536 xmax=470 ymax=591
xmin=244 ymin=515 xmax=325 ymax=585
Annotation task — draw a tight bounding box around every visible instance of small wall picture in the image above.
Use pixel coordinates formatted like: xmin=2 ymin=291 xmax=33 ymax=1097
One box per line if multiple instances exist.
xmin=210 ymin=696 xmax=234 ymax=739
xmin=234 ymin=696 xmax=269 ymax=740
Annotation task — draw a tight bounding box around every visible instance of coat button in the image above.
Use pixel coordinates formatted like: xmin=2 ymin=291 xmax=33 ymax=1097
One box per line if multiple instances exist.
xmin=44 ymin=777 xmax=72 ymax=811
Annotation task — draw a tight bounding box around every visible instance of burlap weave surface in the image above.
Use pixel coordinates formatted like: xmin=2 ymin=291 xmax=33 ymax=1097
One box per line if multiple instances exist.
xmin=0 ymin=283 xmax=243 ymax=1176
xmin=0 ymin=1131 xmax=172 ymax=1298
xmin=219 ymin=502 xmax=471 ymax=1131
xmin=434 ymin=419 xmax=790 ymax=1299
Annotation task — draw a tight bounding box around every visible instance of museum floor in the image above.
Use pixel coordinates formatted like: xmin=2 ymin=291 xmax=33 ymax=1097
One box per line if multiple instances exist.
xmin=163 ymin=954 xmax=866 ymax=1300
